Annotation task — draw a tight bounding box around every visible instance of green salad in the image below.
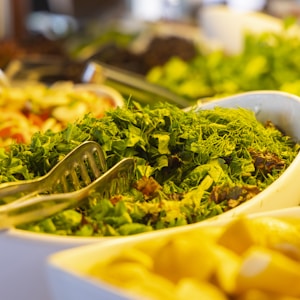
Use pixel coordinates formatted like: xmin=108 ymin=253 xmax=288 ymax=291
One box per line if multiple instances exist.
xmin=0 ymin=102 xmax=299 ymax=236
xmin=146 ymin=19 xmax=300 ymax=101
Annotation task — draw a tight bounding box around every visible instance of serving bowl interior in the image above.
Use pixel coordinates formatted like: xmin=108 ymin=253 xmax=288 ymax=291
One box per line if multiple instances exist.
xmin=198 ymin=90 xmax=300 ymax=140
xmin=196 ymin=90 xmax=300 ymax=219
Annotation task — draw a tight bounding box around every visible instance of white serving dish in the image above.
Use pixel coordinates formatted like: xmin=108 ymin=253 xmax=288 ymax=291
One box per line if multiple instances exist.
xmin=46 ymin=206 xmax=300 ymax=300
xmin=2 ymin=90 xmax=300 ymax=300
xmin=198 ymin=5 xmax=300 ymax=54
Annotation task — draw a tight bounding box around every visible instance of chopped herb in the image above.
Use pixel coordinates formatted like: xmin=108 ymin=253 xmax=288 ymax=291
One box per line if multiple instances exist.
xmin=2 ymin=101 xmax=299 ymax=236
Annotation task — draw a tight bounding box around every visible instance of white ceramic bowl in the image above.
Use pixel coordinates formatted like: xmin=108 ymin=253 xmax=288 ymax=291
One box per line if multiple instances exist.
xmin=195 ymin=91 xmax=300 ymax=218
xmin=2 ymin=90 xmax=300 ymax=300
xmin=198 ymin=5 xmax=300 ymax=54
xmin=46 ymin=205 xmax=300 ymax=300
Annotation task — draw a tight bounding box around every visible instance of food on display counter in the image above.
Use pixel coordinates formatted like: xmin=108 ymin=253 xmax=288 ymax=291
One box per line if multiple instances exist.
xmin=62 ymin=17 xmax=300 ymax=103
xmin=86 ymin=214 xmax=300 ymax=299
xmin=3 ymin=17 xmax=300 ymax=104
xmin=1 ymin=23 xmax=200 ymax=98
xmin=1 ymin=99 xmax=298 ymax=237
xmin=0 ymin=36 xmax=68 ymax=69
xmin=89 ymin=35 xmax=199 ymax=76
xmin=0 ymin=81 xmax=123 ymax=147
xmin=68 ymin=21 xmax=200 ymax=76
xmin=3 ymin=8 xmax=300 ymax=300
xmin=146 ymin=20 xmax=300 ymax=100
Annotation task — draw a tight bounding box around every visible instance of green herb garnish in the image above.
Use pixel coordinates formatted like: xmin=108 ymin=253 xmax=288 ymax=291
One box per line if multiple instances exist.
xmin=1 ymin=102 xmax=299 ymax=236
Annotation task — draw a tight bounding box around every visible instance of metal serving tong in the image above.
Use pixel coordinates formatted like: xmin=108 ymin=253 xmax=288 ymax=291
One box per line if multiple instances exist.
xmin=4 ymin=58 xmax=191 ymax=108
xmin=0 ymin=141 xmax=135 ymax=229
xmin=82 ymin=61 xmax=192 ymax=108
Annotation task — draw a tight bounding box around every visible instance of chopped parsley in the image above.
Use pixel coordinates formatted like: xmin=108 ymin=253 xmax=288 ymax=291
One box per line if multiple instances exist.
xmin=0 ymin=101 xmax=299 ymax=236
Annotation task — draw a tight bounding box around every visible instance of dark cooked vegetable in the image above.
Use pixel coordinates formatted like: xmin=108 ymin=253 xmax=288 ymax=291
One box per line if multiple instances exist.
xmin=85 ymin=36 xmax=198 ymax=75
xmin=0 ymin=101 xmax=298 ymax=236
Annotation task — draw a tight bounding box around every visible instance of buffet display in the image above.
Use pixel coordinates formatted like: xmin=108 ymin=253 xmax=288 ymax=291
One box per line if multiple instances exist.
xmin=1 ymin=91 xmax=300 ymax=300
xmin=1 ymin=5 xmax=300 ymax=300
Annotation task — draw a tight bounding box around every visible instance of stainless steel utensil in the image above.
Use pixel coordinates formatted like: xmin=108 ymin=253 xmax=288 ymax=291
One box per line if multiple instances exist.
xmin=0 ymin=157 xmax=134 ymax=229
xmin=4 ymin=58 xmax=191 ymax=107
xmin=0 ymin=141 xmax=107 ymax=204
xmin=0 ymin=68 xmax=10 ymax=87
xmin=82 ymin=61 xmax=192 ymax=108
xmin=0 ymin=142 xmax=135 ymax=229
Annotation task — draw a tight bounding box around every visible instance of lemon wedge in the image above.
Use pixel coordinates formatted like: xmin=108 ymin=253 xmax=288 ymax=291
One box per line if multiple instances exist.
xmin=236 ymin=246 xmax=300 ymax=297
xmin=213 ymin=244 xmax=242 ymax=293
xmin=217 ymin=216 xmax=300 ymax=259
xmin=89 ymin=247 xmax=153 ymax=279
xmin=101 ymin=261 xmax=176 ymax=300
xmin=152 ymin=236 xmax=217 ymax=283
xmin=175 ymin=278 xmax=228 ymax=300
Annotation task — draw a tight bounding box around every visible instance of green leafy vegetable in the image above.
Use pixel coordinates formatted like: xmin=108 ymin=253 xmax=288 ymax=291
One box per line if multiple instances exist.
xmin=146 ymin=21 xmax=300 ymax=100
xmin=1 ymin=102 xmax=298 ymax=236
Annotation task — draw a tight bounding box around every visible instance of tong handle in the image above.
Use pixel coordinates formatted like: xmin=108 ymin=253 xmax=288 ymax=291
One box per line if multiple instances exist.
xmin=0 ymin=158 xmax=135 ymax=229
xmin=82 ymin=61 xmax=192 ymax=108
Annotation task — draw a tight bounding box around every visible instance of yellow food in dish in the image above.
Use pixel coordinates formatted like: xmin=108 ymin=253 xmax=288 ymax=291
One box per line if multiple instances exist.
xmin=0 ymin=81 xmax=120 ymax=147
xmin=88 ymin=216 xmax=300 ymax=300
xmin=218 ymin=216 xmax=300 ymax=260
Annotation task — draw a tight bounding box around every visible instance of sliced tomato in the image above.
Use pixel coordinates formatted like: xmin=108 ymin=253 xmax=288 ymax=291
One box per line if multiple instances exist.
xmin=11 ymin=132 xmax=26 ymax=143
xmin=0 ymin=127 xmax=12 ymax=138
xmin=0 ymin=126 xmax=26 ymax=143
xmin=27 ymin=113 xmax=45 ymax=128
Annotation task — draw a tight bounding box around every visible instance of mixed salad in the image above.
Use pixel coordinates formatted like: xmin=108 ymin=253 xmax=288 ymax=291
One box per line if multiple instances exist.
xmin=0 ymin=101 xmax=298 ymax=237
xmin=0 ymin=81 xmax=119 ymax=147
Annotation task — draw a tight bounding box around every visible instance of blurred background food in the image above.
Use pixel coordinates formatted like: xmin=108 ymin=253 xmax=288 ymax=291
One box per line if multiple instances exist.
xmin=2 ymin=0 xmax=300 ymax=106
xmin=0 ymin=82 xmax=123 ymax=147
